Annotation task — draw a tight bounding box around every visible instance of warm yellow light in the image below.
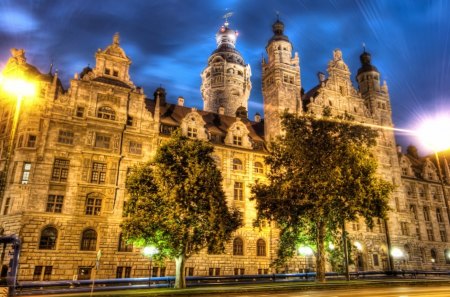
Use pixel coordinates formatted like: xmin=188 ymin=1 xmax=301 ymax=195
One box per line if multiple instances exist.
xmin=142 ymin=245 xmax=159 ymax=257
xmin=391 ymin=247 xmax=404 ymax=258
xmin=298 ymin=246 xmax=314 ymax=256
xmin=416 ymin=115 xmax=450 ymax=152
xmin=0 ymin=75 xmax=36 ymax=98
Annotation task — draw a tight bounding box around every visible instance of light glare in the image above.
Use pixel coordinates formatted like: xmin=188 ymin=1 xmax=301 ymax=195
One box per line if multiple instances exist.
xmin=416 ymin=115 xmax=450 ymax=152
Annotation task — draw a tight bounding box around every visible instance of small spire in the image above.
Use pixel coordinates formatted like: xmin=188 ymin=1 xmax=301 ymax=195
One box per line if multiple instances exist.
xmin=276 ymin=11 xmax=280 ymax=21
xmin=223 ymin=11 xmax=233 ymax=27
xmin=362 ymin=42 xmax=366 ymax=53
xmin=113 ymin=32 xmax=120 ymax=45
xmin=48 ymin=60 xmax=54 ymax=75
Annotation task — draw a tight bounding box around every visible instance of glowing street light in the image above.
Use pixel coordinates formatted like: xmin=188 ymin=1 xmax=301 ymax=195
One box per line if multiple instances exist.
xmin=391 ymin=247 xmax=404 ymax=271
xmin=298 ymin=246 xmax=314 ymax=256
xmin=416 ymin=115 xmax=450 ymax=224
xmin=142 ymin=245 xmax=159 ymax=287
xmin=0 ymin=74 xmax=36 ymax=197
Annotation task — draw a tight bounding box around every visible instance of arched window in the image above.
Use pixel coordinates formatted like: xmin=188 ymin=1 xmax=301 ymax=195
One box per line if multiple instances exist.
xmin=257 ymin=239 xmax=266 ymax=256
xmin=233 ymin=237 xmax=244 ymax=256
xmin=118 ymin=233 xmax=133 ymax=252
xmin=80 ymin=229 xmax=97 ymax=251
xmin=97 ymin=106 xmax=116 ymax=120
xmin=39 ymin=226 xmax=57 ymax=250
xmin=232 ymin=158 xmax=243 ymax=171
xmin=431 ymin=248 xmax=438 ymax=263
xmin=254 ymin=162 xmax=263 ymax=174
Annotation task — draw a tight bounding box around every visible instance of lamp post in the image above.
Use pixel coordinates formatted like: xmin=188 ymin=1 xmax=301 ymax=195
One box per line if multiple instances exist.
xmin=391 ymin=247 xmax=404 ymax=272
xmin=416 ymin=116 xmax=450 ymax=224
xmin=0 ymin=75 xmax=36 ymax=197
xmin=142 ymin=246 xmax=158 ymax=288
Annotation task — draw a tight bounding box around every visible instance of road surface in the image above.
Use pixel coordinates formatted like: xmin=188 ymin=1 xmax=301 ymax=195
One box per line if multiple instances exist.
xmin=196 ymin=286 xmax=450 ymax=297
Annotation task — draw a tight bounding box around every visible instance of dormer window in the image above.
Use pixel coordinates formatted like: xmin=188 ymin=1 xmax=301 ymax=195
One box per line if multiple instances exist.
xmin=97 ymin=106 xmax=116 ymax=120
xmin=233 ymin=136 xmax=242 ymax=146
xmin=402 ymin=167 xmax=408 ymax=176
xmin=187 ymin=127 xmax=198 ymax=138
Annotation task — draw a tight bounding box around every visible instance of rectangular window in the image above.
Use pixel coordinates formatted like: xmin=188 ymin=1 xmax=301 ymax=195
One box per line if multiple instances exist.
xmin=185 ymin=267 xmax=194 ymax=276
xmin=51 ymin=159 xmax=69 ymax=182
xmin=234 ymin=182 xmax=244 ymax=201
xmin=105 ymin=68 xmax=111 ymax=75
xmin=57 ymin=130 xmax=74 ymax=145
xmin=26 ymin=135 xmax=37 ymax=148
xmin=152 ymin=267 xmax=158 ymax=277
xmin=21 ymin=162 xmax=31 ymax=184
xmin=208 ymin=268 xmax=220 ymax=276
xmin=427 ymin=228 xmax=434 ymax=241
xmin=410 ymin=205 xmax=418 ymax=220
xmin=95 ymin=134 xmax=111 ymax=149
xmin=33 ymin=266 xmax=43 ymax=281
xmin=187 ymin=127 xmax=197 ymax=138
xmin=233 ymin=136 xmax=242 ymax=146
xmin=440 ymin=230 xmax=447 ymax=242
xmin=116 ymin=266 xmax=132 ymax=278
xmin=78 ymin=267 xmax=92 ymax=280
xmin=416 ymin=226 xmax=422 ymax=240
xmin=400 ymin=222 xmax=409 ymax=236
xmin=373 ymin=254 xmax=379 ymax=266
xmin=437 ymin=208 xmax=444 ymax=223
xmin=3 ymin=197 xmax=10 ymax=215
xmin=85 ymin=197 xmax=102 ymax=215
xmin=43 ymin=266 xmax=52 ymax=281
xmin=234 ymin=268 xmax=245 ymax=275
xmin=257 ymin=269 xmax=269 ymax=275
xmin=129 ymin=141 xmax=142 ymax=155
xmin=424 ymin=207 xmax=430 ymax=221
xmin=90 ymin=162 xmax=106 ymax=184
xmin=46 ymin=195 xmax=64 ymax=213
xmin=113 ymin=70 xmax=119 ymax=77
xmin=76 ymin=106 xmax=85 ymax=117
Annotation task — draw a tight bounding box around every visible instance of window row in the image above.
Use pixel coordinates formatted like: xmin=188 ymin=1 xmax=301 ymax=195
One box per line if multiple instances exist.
xmin=232 ymin=238 xmax=267 ymax=256
xmin=38 ymin=227 xmax=132 ymax=252
xmin=231 ymin=158 xmax=264 ymax=174
xmin=410 ymin=204 xmax=446 ymax=224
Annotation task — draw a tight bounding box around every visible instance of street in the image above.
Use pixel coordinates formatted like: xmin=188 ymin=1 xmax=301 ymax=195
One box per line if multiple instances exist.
xmin=196 ymin=286 xmax=450 ymax=297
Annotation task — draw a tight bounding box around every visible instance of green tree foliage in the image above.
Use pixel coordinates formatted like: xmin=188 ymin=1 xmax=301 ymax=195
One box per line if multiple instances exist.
xmin=251 ymin=112 xmax=393 ymax=282
xmin=122 ymin=131 xmax=241 ymax=288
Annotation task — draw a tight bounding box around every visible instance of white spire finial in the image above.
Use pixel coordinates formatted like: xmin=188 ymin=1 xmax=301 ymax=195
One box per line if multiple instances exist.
xmin=223 ymin=11 xmax=233 ymax=27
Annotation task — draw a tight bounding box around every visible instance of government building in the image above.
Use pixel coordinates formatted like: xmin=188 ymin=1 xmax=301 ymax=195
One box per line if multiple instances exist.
xmin=0 ymin=18 xmax=449 ymax=282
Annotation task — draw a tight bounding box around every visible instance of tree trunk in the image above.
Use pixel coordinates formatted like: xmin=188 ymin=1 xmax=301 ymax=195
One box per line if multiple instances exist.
xmin=174 ymin=254 xmax=187 ymax=289
xmin=315 ymin=221 xmax=326 ymax=283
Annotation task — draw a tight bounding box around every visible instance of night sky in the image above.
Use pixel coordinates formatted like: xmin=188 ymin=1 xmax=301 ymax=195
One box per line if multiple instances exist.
xmin=1 ymin=0 xmax=449 ymax=153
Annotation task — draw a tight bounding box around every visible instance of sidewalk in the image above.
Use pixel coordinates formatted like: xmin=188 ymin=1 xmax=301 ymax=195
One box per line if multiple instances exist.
xmin=22 ymin=277 xmax=450 ymax=297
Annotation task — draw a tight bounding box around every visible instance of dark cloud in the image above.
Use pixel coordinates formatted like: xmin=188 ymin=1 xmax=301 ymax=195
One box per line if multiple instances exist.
xmin=1 ymin=0 xmax=449 ymax=152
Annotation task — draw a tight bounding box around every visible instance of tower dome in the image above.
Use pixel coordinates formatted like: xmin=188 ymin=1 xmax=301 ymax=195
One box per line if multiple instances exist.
xmin=357 ymin=50 xmax=379 ymax=75
xmin=268 ymin=18 xmax=290 ymax=44
xmin=200 ymin=19 xmax=252 ymax=117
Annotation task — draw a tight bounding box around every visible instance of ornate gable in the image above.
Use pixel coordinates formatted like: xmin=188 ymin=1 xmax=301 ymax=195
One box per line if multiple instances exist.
xmin=180 ymin=109 xmax=207 ymax=140
xmin=225 ymin=119 xmax=252 ymax=149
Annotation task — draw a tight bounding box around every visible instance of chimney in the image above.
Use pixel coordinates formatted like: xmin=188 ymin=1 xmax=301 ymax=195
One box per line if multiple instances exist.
xmin=177 ymin=96 xmax=184 ymax=106
xmin=218 ymin=106 xmax=225 ymax=115
xmin=254 ymin=113 xmax=261 ymax=123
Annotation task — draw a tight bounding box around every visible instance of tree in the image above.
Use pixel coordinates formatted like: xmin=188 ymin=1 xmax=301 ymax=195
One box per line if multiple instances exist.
xmin=251 ymin=112 xmax=393 ymax=282
xmin=122 ymin=131 xmax=241 ymax=288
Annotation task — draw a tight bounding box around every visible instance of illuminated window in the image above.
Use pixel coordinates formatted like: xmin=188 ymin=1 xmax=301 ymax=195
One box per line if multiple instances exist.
xmin=234 ymin=182 xmax=244 ymax=201
xmin=21 ymin=162 xmax=31 ymax=184
xmin=57 ymin=130 xmax=74 ymax=145
xmin=232 ymin=158 xmax=243 ymax=171
xmin=80 ymin=229 xmax=97 ymax=251
xmin=85 ymin=194 xmax=102 ymax=215
xmin=233 ymin=237 xmax=244 ymax=256
xmin=51 ymin=159 xmax=69 ymax=182
xmin=97 ymin=106 xmax=116 ymax=120
xmin=129 ymin=141 xmax=142 ymax=155
xmin=46 ymin=195 xmax=64 ymax=213
xmin=90 ymin=162 xmax=106 ymax=184
xmin=39 ymin=226 xmax=57 ymax=250
xmin=257 ymin=239 xmax=266 ymax=256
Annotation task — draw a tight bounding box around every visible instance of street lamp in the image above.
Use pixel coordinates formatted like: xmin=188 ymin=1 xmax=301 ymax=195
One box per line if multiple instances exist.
xmin=298 ymin=246 xmax=313 ymax=274
xmin=391 ymin=247 xmax=404 ymax=271
xmin=0 ymin=74 xmax=36 ymax=197
xmin=416 ymin=116 xmax=450 ymax=224
xmin=142 ymin=245 xmax=158 ymax=287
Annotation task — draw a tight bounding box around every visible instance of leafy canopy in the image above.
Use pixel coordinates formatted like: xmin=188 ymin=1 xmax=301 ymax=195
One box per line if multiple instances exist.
xmin=252 ymin=112 xmax=393 ymax=271
xmin=122 ymin=131 xmax=242 ymax=261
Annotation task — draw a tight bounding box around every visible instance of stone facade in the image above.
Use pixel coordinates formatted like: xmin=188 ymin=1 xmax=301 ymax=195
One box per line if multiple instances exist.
xmin=0 ymin=20 xmax=449 ymax=282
